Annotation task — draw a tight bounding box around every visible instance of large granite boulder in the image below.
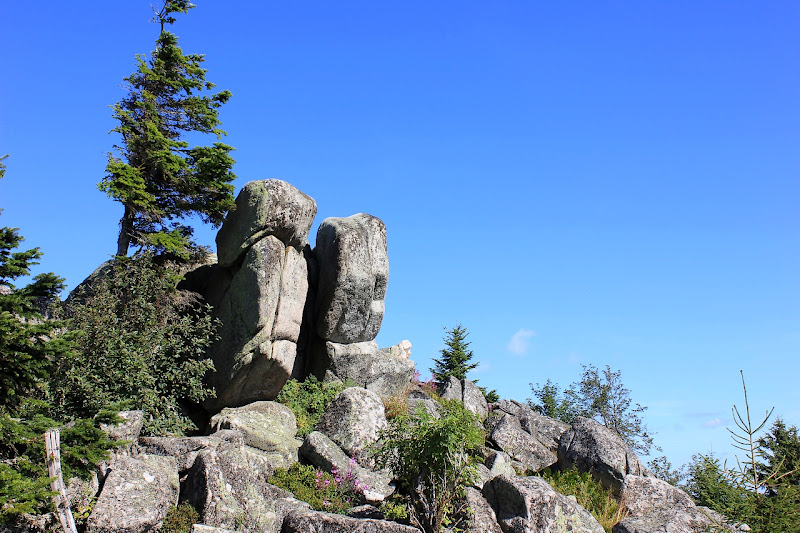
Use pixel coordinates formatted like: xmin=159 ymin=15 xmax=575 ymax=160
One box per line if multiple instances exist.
xmin=86 ymin=454 xmax=179 ymax=533
xmin=463 ymin=487 xmax=503 ymax=533
xmin=492 ymin=400 xmax=570 ymax=453
xmin=622 ymin=474 xmax=696 ymax=517
xmin=558 ymin=417 xmax=650 ymax=495
xmin=139 ymin=431 xmax=244 ymax=473
xmin=490 ymin=413 xmax=557 ymax=473
xmin=300 ymin=431 xmax=394 ymax=503
xmin=208 ymin=237 xmax=309 ymax=409
xmin=209 ymin=401 xmax=301 ymax=469
xmin=316 ymin=387 xmax=388 ymax=464
xmin=184 ymin=442 xmax=291 ymax=532
xmin=314 ymin=213 xmax=388 ymax=343
xmin=320 ymin=340 xmax=415 ymax=398
xmin=482 ymin=474 xmax=605 ymax=533
xmin=216 ymin=179 xmax=317 ymax=267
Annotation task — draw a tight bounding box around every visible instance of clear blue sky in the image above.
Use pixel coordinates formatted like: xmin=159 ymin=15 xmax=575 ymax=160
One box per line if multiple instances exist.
xmin=1 ymin=1 xmax=798 ymax=471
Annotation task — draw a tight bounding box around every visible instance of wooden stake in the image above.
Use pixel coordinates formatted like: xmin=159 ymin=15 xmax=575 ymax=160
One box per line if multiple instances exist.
xmin=44 ymin=429 xmax=78 ymax=533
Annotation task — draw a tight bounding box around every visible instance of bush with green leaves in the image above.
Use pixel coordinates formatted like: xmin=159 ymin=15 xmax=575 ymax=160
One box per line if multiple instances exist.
xmin=537 ymin=467 xmax=624 ymax=532
xmin=161 ymin=503 xmax=201 ymax=533
xmin=371 ymin=399 xmax=485 ymax=533
xmin=268 ymin=461 xmax=368 ymax=514
xmin=276 ymin=376 xmax=346 ymax=437
xmin=52 ymin=252 xmax=218 ymax=436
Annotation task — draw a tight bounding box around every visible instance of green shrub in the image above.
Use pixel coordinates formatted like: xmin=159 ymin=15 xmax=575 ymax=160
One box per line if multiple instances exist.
xmin=52 ymin=253 xmax=217 ymax=436
xmin=276 ymin=376 xmax=346 ymax=437
xmin=161 ymin=503 xmax=201 ymax=533
xmin=372 ymin=399 xmax=485 ymax=533
xmin=537 ymin=467 xmax=624 ymax=532
xmin=268 ymin=461 xmax=368 ymax=514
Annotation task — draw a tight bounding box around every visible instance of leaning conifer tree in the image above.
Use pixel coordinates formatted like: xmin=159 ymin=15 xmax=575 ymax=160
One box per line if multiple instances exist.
xmin=100 ymin=1 xmax=236 ymax=258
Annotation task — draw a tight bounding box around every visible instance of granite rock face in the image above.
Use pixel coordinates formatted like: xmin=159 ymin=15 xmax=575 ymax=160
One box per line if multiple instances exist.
xmin=216 ymin=179 xmax=317 ymax=267
xmin=490 ymin=413 xmax=557 ymax=473
xmin=314 ymin=214 xmax=388 ymax=344
xmin=558 ymin=417 xmax=650 ymax=495
xmin=321 ymin=340 xmax=416 ymax=398
xmin=482 ymin=474 xmax=605 ymax=533
xmin=316 ymin=387 xmax=387 ymax=464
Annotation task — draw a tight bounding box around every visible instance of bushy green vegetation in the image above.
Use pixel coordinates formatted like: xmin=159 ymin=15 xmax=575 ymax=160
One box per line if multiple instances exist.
xmin=161 ymin=503 xmax=201 ymax=533
xmin=372 ymin=399 xmax=485 ymax=533
xmin=268 ymin=461 xmax=368 ymax=514
xmin=529 ymin=364 xmax=657 ymax=454
xmin=276 ymin=376 xmax=347 ymax=437
xmin=537 ymin=467 xmax=624 ymax=532
xmin=53 ymin=253 xmax=218 ymax=436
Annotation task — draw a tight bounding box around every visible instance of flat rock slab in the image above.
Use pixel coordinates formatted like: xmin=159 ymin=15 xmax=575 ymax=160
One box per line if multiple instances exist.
xmin=282 ymin=508 xmax=421 ymax=533
xmin=86 ymin=454 xmax=178 ymax=533
xmin=482 ymin=474 xmax=605 ymax=533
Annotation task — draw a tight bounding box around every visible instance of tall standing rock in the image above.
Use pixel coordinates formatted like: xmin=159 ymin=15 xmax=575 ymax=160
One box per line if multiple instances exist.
xmin=205 ymin=180 xmax=317 ymax=411
xmin=314 ymin=213 xmax=388 ymax=343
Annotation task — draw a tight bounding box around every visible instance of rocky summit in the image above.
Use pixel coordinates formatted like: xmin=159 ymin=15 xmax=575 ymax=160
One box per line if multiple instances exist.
xmin=17 ymin=180 xmax=748 ymax=533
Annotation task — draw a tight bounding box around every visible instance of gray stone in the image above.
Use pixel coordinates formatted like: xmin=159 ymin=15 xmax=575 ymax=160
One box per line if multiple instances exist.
xmin=462 ymin=379 xmax=489 ymax=419
xmin=558 ymin=417 xmax=649 ymax=495
xmin=86 ymin=454 xmax=179 ymax=533
xmin=216 ymin=179 xmax=317 ymax=267
xmin=316 ymin=387 xmax=388 ymax=463
xmin=314 ymin=213 xmax=388 ymax=343
xmin=191 ymin=526 xmax=239 ymax=533
xmin=321 ymin=340 xmax=416 ymax=399
xmin=100 ymin=410 xmax=144 ymax=444
xmin=464 ymin=487 xmax=503 ymax=533
xmin=208 ymin=238 xmax=309 ymax=409
xmin=621 ymin=474 xmax=695 ymax=517
xmin=482 ymin=474 xmax=605 ymax=533
xmin=282 ymin=507 xmax=421 ymax=533
xmin=209 ymin=401 xmax=301 ymax=469
xmin=493 ymin=399 xmax=526 ymax=418
xmin=438 ymin=376 xmax=462 ymax=402
xmin=485 ymin=449 xmax=516 ymax=479
xmin=139 ymin=434 xmax=233 ymax=473
xmin=184 ymin=442 xmax=290 ymax=533
xmin=300 ymin=431 xmax=394 ymax=503
xmin=612 ymin=508 xmax=739 ymax=533
xmin=519 ymin=411 xmax=570 ymax=454
xmin=490 ymin=414 xmax=557 ymax=473
xmin=406 ymin=387 xmax=441 ymax=419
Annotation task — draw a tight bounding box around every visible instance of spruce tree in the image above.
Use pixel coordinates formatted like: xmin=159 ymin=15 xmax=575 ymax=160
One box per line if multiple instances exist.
xmin=430 ymin=325 xmax=478 ymax=382
xmin=100 ymin=1 xmax=236 ymax=258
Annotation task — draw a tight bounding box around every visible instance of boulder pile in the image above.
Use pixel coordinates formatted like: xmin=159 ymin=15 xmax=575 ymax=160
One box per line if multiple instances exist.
xmin=16 ymin=179 xmax=747 ymax=533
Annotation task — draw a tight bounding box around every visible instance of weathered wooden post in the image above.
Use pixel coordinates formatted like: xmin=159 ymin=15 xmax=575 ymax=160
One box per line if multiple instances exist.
xmin=44 ymin=429 xmax=78 ymax=533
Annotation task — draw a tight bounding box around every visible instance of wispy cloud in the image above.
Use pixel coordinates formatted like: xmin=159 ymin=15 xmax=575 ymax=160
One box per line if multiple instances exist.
xmin=473 ymin=361 xmax=491 ymax=374
xmin=507 ymin=328 xmax=536 ymax=355
xmin=703 ymin=418 xmax=724 ymax=429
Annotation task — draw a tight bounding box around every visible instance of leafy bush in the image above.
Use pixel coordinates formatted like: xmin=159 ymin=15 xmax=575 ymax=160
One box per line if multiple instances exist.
xmin=161 ymin=503 xmax=201 ymax=533
xmin=538 ymin=467 xmax=625 ymax=532
xmin=372 ymin=399 xmax=485 ymax=533
xmin=52 ymin=253 xmax=217 ymax=436
xmin=268 ymin=460 xmax=368 ymax=514
xmin=276 ymin=376 xmax=346 ymax=437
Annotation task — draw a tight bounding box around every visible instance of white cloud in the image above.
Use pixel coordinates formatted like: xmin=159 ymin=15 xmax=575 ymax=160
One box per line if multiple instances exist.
xmin=507 ymin=328 xmax=536 ymax=355
xmin=473 ymin=361 xmax=491 ymax=374
xmin=702 ymin=418 xmax=724 ymax=429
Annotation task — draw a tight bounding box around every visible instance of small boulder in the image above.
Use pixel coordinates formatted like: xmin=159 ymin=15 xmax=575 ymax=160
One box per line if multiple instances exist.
xmin=490 ymin=414 xmax=557 ymax=473
xmin=86 ymin=454 xmax=179 ymax=533
xmin=482 ymin=474 xmax=605 ymax=533
xmin=621 ymin=474 xmax=695 ymax=517
xmin=519 ymin=411 xmax=570 ymax=454
xmin=209 ymin=401 xmax=301 ymax=469
xmin=316 ymin=388 xmax=387 ymax=463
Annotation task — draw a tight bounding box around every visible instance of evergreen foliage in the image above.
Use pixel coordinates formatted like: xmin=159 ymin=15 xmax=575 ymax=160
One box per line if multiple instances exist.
xmin=99 ymin=1 xmax=236 ymax=257
xmin=430 ymin=325 xmax=498 ymax=402
xmin=53 ymin=253 xmax=217 ymax=435
xmin=372 ymin=399 xmax=485 ymax=533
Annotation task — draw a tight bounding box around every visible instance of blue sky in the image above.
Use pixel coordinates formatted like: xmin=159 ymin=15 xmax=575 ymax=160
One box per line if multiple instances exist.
xmin=1 ymin=1 xmax=798 ymax=470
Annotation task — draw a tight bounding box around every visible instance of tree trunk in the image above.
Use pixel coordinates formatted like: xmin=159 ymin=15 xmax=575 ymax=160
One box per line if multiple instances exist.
xmin=116 ymin=205 xmax=135 ymax=257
